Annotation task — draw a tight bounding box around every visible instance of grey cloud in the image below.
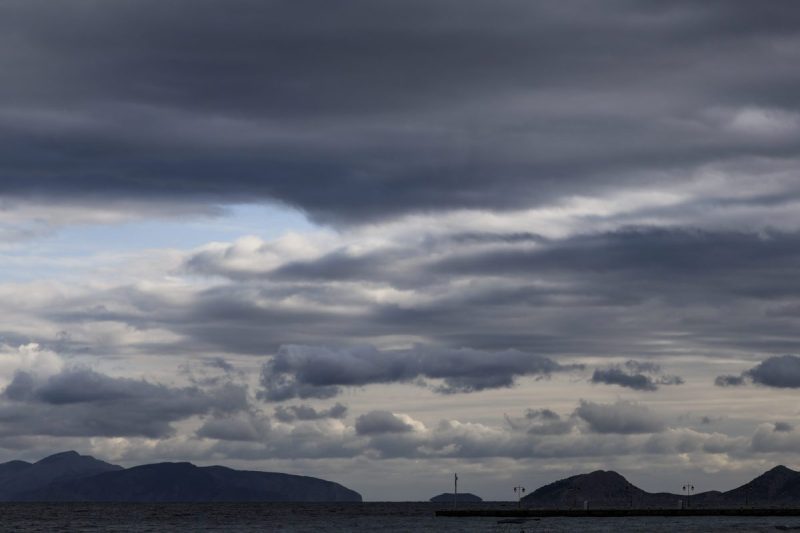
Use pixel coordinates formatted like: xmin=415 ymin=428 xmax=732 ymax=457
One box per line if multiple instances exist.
xmin=274 ymin=403 xmax=348 ymax=423
xmin=196 ymin=414 xmax=271 ymax=442
xmin=205 ymin=357 xmax=235 ymax=373
xmin=592 ymin=368 xmax=656 ymax=391
xmin=257 ymin=344 xmax=580 ymax=401
xmin=774 ymin=422 xmax=794 ymax=432
xmin=526 ymin=408 xmax=560 ymax=421
xmin=575 ymin=399 xmax=665 ymax=434
xmin=39 ymin=226 xmax=800 ymax=364
xmin=504 ymin=408 xmax=574 ymax=436
xmin=591 ymin=360 xmax=684 ymax=391
xmin=186 ymin=247 xmax=395 ymax=283
xmin=715 ymin=374 xmax=746 ymax=387
xmin=0 ymin=2 xmax=798 ymax=224
xmin=355 ymin=411 xmax=414 ymax=436
xmin=0 ymin=367 xmax=248 ymax=439
xmin=715 ymin=355 xmax=800 ymax=388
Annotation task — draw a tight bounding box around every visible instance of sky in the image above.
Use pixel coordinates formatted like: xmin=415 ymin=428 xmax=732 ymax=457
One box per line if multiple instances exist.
xmin=1 ymin=0 xmax=800 ymax=501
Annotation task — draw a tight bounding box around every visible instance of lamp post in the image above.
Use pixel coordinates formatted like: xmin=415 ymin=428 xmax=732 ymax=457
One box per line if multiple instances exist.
xmin=453 ymin=473 xmax=458 ymax=509
xmin=682 ymin=483 xmax=694 ymax=509
xmin=514 ymin=485 xmax=526 ymax=509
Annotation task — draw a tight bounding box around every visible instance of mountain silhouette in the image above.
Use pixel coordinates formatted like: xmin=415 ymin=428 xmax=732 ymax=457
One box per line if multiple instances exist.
xmin=0 ymin=452 xmax=361 ymax=502
xmin=521 ymin=466 xmax=800 ymax=509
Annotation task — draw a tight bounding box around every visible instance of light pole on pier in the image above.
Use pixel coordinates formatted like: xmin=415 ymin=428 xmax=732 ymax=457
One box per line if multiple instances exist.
xmin=513 ymin=485 xmax=526 ymax=509
xmin=682 ymin=483 xmax=695 ymax=509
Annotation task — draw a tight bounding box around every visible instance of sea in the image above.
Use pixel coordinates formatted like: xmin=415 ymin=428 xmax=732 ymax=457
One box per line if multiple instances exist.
xmin=1 ymin=502 xmax=799 ymax=532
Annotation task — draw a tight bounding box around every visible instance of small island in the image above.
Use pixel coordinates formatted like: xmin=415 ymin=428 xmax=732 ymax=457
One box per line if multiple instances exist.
xmin=430 ymin=492 xmax=482 ymax=503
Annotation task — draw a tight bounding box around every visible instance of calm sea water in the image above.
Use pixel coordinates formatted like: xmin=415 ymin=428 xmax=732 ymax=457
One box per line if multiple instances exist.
xmin=1 ymin=502 xmax=799 ymax=532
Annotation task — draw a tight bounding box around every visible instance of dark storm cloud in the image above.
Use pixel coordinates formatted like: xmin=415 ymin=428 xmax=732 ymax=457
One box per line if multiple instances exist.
xmin=0 ymin=367 xmax=248 ymax=438
xmin=257 ymin=344 xmax=580 ymax=401
xmin=746 ymin=355 xmax=800 ymax=388
xmin=715 ymin=354 xmax=800 ymax=389
xmin=574 ymin=399 xmax=665 ymax=434
xmin=433 ymin=228 xmax=800 ymax=286
xmin=0 ymin=1 xmax=799 ymax=223
xmin=591 ymin=360 xmax=683 ymax=391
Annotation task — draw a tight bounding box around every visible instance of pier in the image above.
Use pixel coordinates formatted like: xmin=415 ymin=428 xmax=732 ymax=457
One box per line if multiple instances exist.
xmin=436 ymin=508 xmax=800 ymax=518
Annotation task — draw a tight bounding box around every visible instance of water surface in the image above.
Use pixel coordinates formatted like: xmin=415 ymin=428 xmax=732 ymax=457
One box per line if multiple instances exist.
xmin=2 ymin=502 xmax=800 ymax=532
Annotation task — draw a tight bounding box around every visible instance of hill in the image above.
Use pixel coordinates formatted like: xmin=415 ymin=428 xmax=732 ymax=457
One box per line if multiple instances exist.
xmin=724 ymin=465 xmax=800 ymax=506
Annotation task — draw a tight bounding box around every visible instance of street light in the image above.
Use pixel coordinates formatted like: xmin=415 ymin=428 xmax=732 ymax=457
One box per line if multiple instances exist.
xmin=513 ymin=485 xmax=526 ymax=509
xmin=682 ymin=483 xmax=695 ymax=509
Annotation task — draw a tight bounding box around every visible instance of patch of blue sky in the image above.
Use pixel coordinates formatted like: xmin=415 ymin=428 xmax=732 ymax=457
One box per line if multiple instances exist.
xmin=0 ymin=203 xmax=315 ymax=282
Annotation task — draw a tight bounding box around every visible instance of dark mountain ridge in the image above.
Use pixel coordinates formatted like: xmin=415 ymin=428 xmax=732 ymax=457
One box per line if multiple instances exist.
xmin=0 ymin=450 xmax=122 ymax=500
xmin=521 ymin=465 xmax=800 ymax=509
xmin=0 ymin=451 xmax=361 ymax=502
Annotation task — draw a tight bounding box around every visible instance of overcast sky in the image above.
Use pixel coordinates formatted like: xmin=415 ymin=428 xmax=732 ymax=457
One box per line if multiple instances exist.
xmin=1 ymin=0 xmax=800 ymax=500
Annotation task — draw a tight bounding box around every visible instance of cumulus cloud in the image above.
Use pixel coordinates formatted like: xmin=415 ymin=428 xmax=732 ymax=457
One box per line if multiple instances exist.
xmin=751 ymin=422 xmax=800 ymax=453
xmin=257 ymin=344 xmax=580 ymax=401
xmin=591 ymin=360 xmax=683 ymax=391
xmin=0 ymin=343 xmax=63 ymax=383
xmin=355 ymin=411 xmax=418 ymax=436
xmin=574 ymin=400 xmax=665 ymax=434
xmin=104 ymin=401 xmax=746 ymax=464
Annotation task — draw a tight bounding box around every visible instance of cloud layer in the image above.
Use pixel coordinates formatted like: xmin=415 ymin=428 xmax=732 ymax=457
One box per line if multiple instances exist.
xmin=0 ymin=1 xmax=799 ymax=225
